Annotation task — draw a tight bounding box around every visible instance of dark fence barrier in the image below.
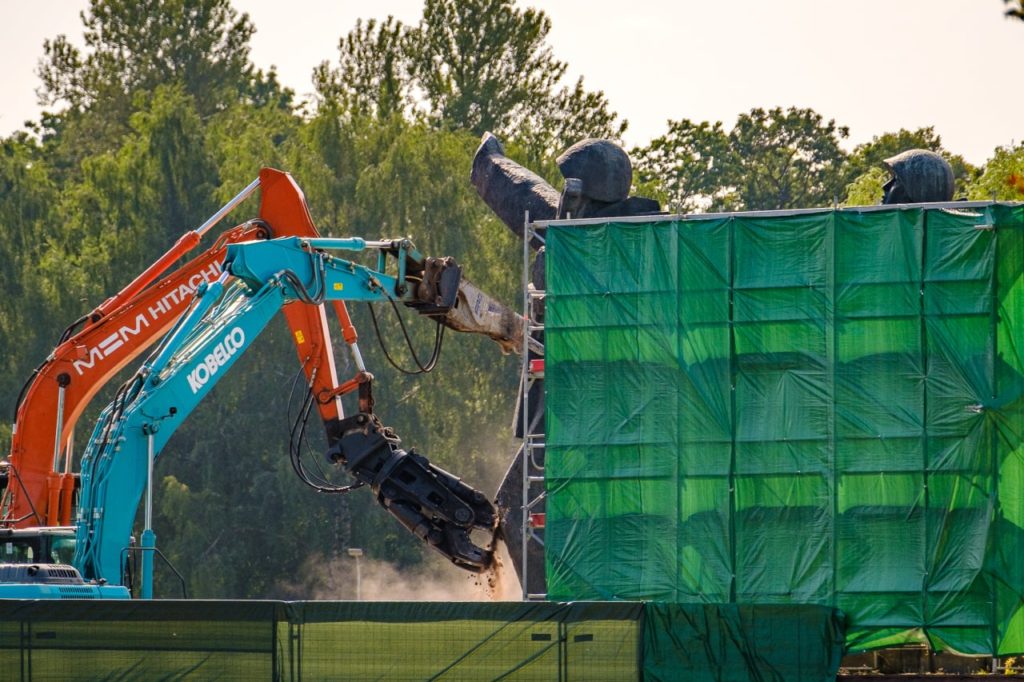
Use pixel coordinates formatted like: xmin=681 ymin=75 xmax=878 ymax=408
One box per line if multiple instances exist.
xmin=0 ymin=600 xmax=843 ymax=680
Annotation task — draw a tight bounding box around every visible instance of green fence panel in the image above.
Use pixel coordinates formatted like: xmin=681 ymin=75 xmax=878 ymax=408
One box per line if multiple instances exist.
xmin=286 ymin=601 xmax=641 ymax=681
xmin=0 ymin=600 xmax=643 ymax=681
xmin=544 ymin=204 xmax=1024 ymax=655
xmin=642 ymin=603 xmax=845 ymax=681
xmin=0 ymin=600 xmax=282 ymax=680
xmin=0 ymin=599 xmax=846 ymax=679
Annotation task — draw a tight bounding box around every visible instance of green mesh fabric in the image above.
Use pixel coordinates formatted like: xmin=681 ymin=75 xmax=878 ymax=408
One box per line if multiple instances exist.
xmin=0 ymin=599 xmax=843 ymax=680
xmin=286 ymin=601 xmax=641 ymax=680
xmin=0 ymin=600 xmax=641 ymax=681
xmin=0 ymin=600 xmax=281 ymax=680
xmin=544 ymin=204 xmax=1024 ymax=654
xmin=643 ymin=603 xmax=845 ymax=681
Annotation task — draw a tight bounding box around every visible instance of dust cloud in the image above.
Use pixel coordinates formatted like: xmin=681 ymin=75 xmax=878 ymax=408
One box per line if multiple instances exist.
xmin=307 ymin=538 xmax=520 ymax=602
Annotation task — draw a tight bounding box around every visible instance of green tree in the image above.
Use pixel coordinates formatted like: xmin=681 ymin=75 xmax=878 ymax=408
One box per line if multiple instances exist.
xmin=36 ymin=85 xmax=216 ymax=317
xmin=635 ymin=107 xmax=849 ymax=212
xmin=316 ymin=1 xmax=624 ymax=169
xmin=282 ymin=105 xmax=368 ymax=231
xmin=841 ymin=127 xmax=976 ymax=200
xmin=842 ymin=167 xmax=888 ymax=207
xmin=314 ymin=17 xmax=411 ymax=121
xmin=0 ymin=136 xmax=56 ymax=305
xmin=967 ymin=143 xmax=1024 ymax=200
xmin=0 ymin=135 xmax=60 ymax=444
xmin=39 ymin=0 xmax=258 ymax=117
xmin=407 ymin=0 xmax=566 ymax=136
xmin=515 ymin=76 xmax=629 ymax=167
xmin=729 ymin=107 xmax=849 ymax=210
xmin=206 ymin=99 xmax=300 ymax=198
xmin=632 ymin=119 xmax=736 ymax=213
xmin=36 ymin=0 xmax=284 ymax=173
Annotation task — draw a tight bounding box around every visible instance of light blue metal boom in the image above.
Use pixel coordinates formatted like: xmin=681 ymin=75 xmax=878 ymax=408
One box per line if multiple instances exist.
xmin=73 ymin=236 xmax=501 ymax=597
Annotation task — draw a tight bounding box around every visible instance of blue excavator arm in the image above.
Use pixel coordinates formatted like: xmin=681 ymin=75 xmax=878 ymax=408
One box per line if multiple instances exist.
xmin=74 ymin=236 xmax=511 ymax=594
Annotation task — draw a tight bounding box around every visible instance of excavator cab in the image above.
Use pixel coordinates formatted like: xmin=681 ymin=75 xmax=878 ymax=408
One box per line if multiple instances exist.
xmin=0 ymin=527 xmax=77 ymax=565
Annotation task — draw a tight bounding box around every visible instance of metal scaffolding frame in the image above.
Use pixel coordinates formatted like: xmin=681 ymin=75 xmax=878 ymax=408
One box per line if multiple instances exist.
xmin=519 ymin=212 xmax=546 ymax=601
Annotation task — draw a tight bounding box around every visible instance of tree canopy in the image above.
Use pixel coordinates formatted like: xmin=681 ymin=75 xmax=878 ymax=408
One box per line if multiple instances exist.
xmin=408 ymin=0 xmax=565 ymax=136
xmin=313 ymin=0 xmax=626 ymax=159
xmin=968 ymin=143 xmax=1024 ymax=201
xmin=313 ymin=17 xmax=410 ymax=121
xmin=632 ymin=119 xmax=734 ymax=213
xmin=633 ymin=107 xmax=850 ymax=212
xmin=39 ymin=0 xmax=259 ymax=117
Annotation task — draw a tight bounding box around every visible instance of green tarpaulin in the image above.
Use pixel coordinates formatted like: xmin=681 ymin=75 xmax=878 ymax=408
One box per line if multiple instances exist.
xmin=643 ymin=603 xmax=845 ymax=681
xmin=544 ymin=204 xmax=1024 ymax=655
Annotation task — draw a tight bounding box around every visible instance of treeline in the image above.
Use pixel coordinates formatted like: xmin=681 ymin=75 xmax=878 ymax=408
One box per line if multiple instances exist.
xmin=1 ymin=0 xmax=1022 ymax=598
xmin=634 ymin=112 xmax=1024 ymax=213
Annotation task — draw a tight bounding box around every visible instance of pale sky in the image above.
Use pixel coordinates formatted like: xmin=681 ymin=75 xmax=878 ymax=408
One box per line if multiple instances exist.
xmin=1 ymin=0 xmax=1021 ymax=166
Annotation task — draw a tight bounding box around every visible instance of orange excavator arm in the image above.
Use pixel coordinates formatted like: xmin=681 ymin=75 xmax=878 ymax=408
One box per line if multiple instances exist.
xmin=1 ymin=168 xmax=355 ymax=528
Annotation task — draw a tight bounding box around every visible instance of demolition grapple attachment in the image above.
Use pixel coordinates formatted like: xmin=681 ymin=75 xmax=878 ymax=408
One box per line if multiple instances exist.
xmin=326 ymin=413 xmax=497 ymax=572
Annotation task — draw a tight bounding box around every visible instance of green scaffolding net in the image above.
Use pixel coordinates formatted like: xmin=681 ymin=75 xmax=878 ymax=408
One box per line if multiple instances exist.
xmin=543 ymin=204 xmax=1024 ymax=655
